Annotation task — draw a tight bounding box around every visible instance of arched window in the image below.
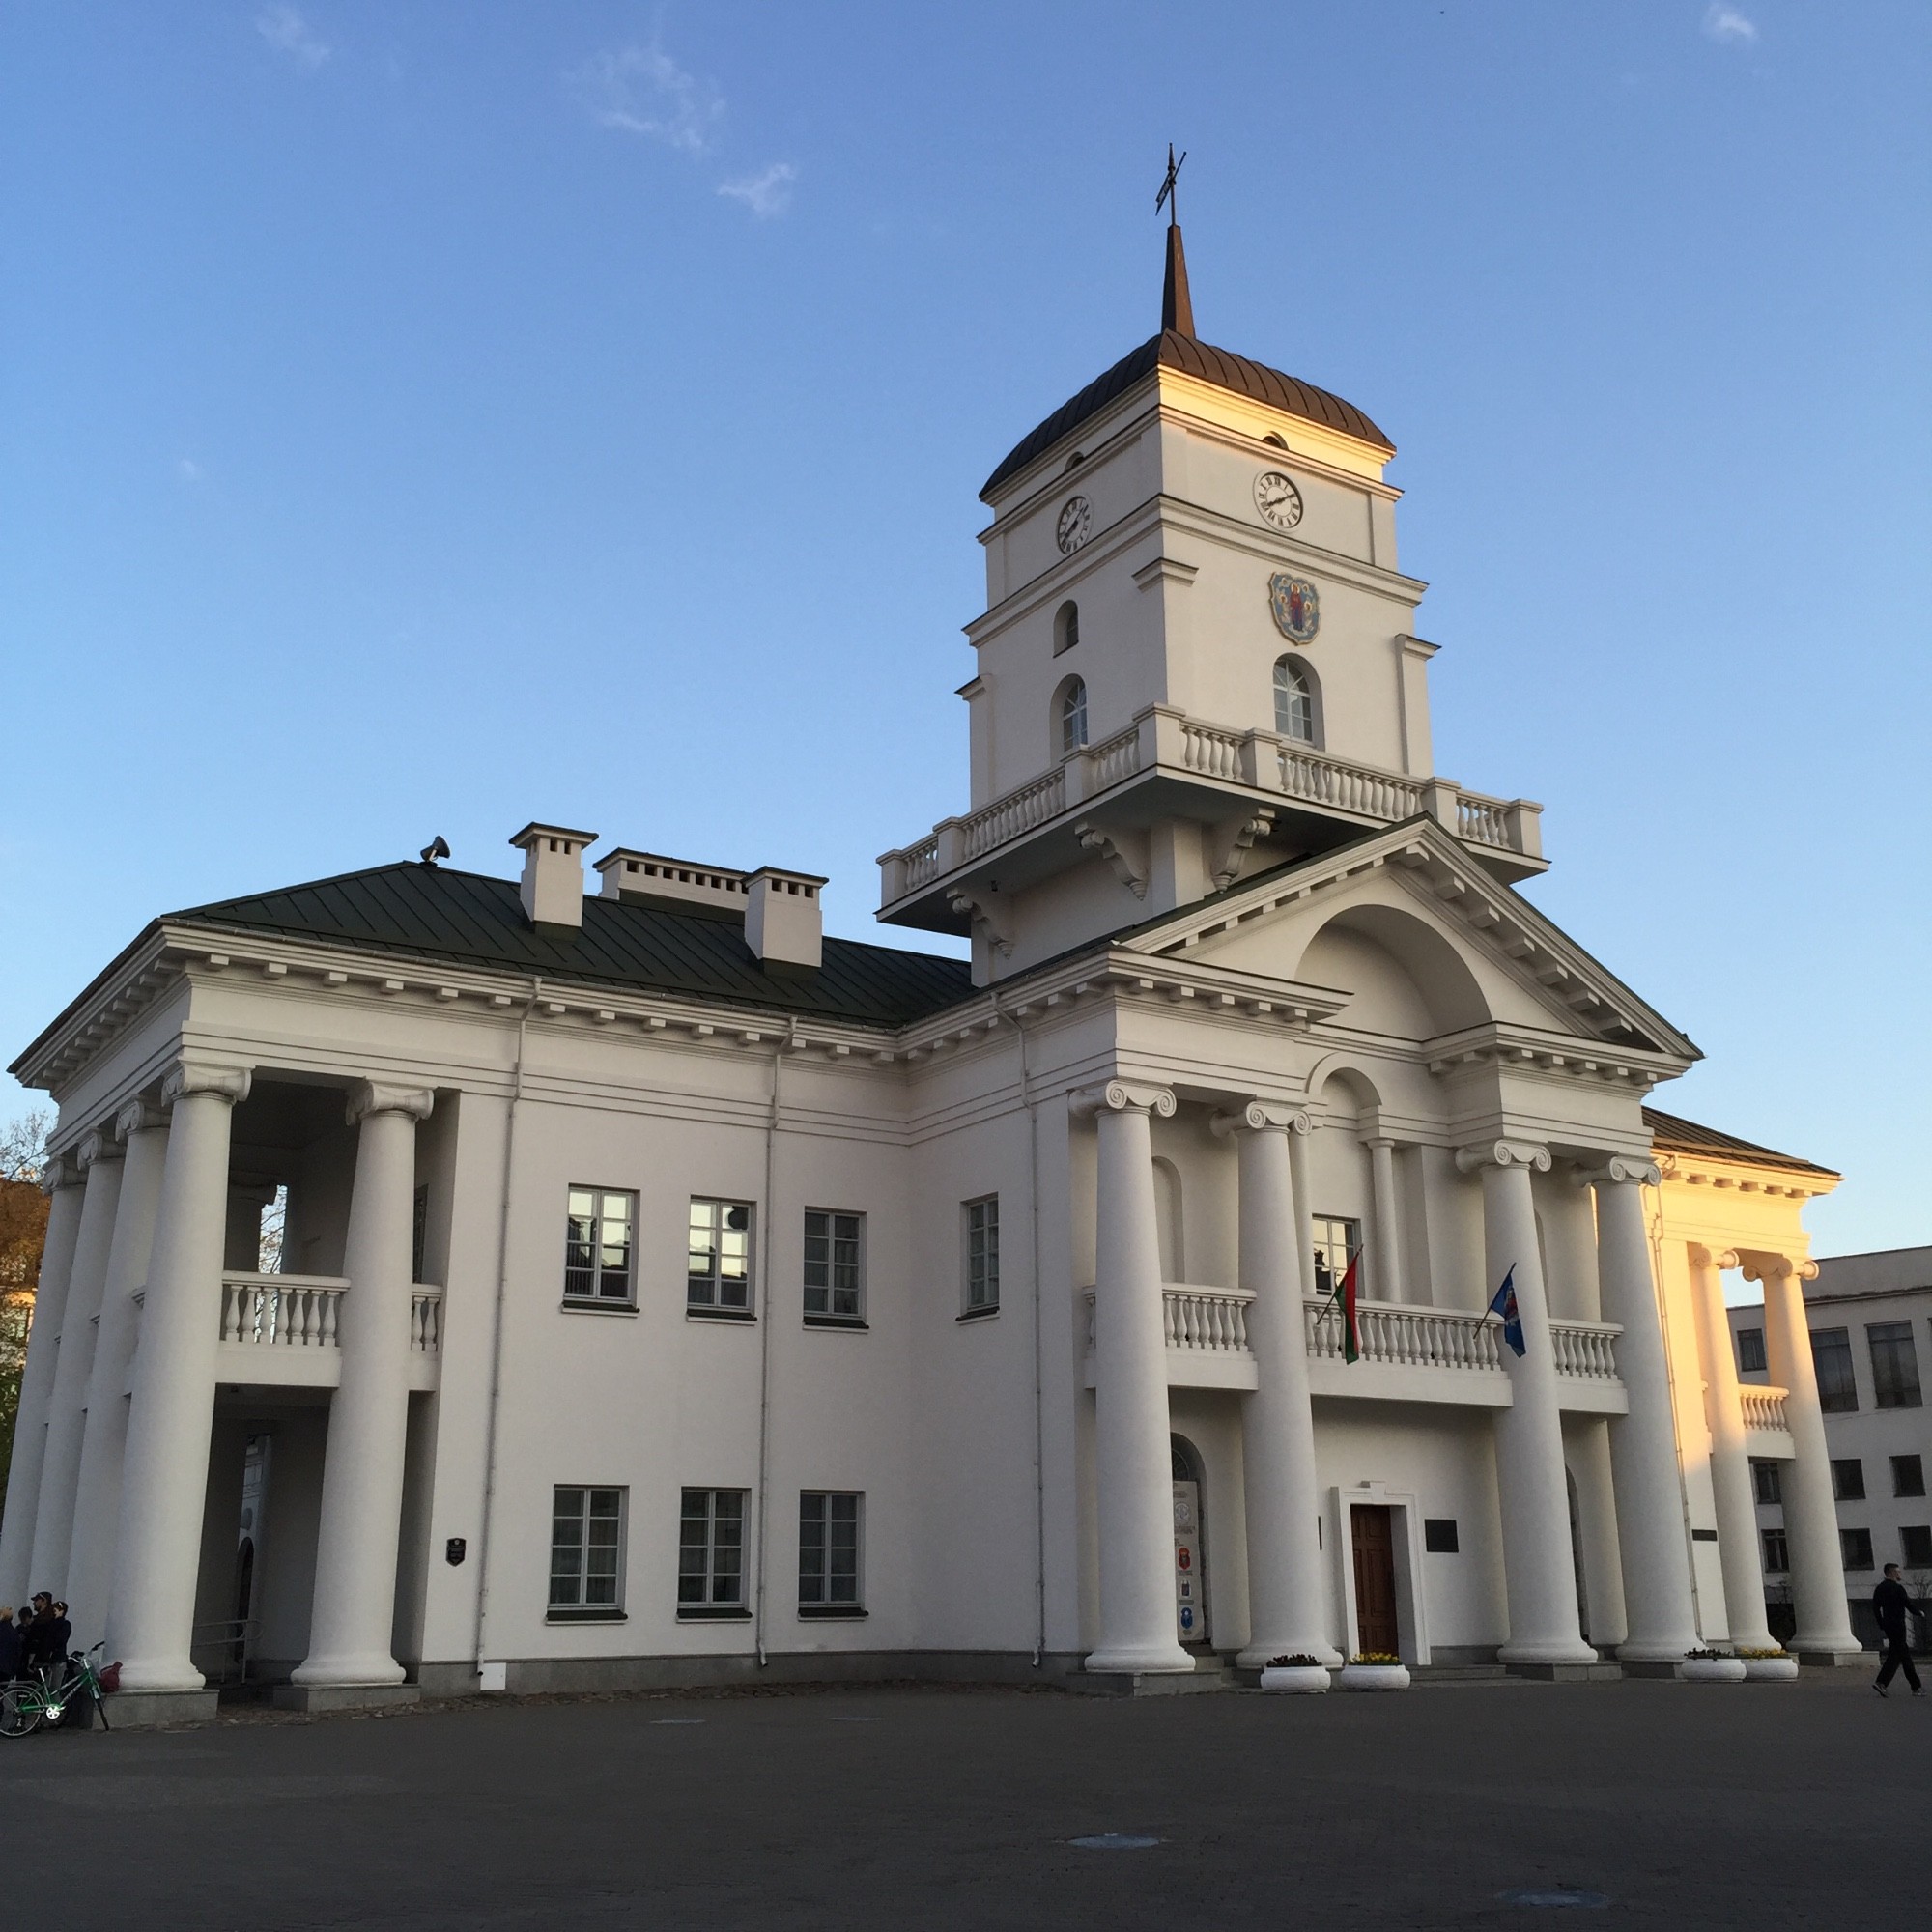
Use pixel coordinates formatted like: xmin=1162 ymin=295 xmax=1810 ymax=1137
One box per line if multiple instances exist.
xmin=1274 ymin=656 xmax=1315 ymax=743
xmin=1054 ymin=600 xmax=1079 ymax=655
xmin=1263 ymin=432 xmax=1288 ymax=449
xmin=1058 ymin=676 xmax=1088 ymax=755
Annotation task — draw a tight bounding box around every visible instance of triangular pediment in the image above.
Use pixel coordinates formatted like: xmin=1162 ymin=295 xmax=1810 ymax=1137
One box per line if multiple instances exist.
xmin=1111 ymin=817 xmax=1698 ymax=1062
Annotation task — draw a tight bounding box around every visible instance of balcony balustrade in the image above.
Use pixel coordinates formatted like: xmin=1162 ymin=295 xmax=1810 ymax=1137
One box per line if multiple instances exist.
xmin=221 ymin=1272 xmax=347 ymax=1348
xmin=879 ymin=703 xmax=1543 ymax=911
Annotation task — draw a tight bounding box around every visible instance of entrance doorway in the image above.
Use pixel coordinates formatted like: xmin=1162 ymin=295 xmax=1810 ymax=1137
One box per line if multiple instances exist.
xmin=1171 ymin=1437 xmax=1208 ymax=1647
xmin=1350 ymin=1504 xmax=1399 ymax=1656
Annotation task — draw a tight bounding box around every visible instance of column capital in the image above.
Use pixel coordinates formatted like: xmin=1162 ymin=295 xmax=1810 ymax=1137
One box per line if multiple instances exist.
xmin=1455 ymin=1138 xmax=1550 ymax=1176
xmin=1688 ymin=1242 xmax=1740 ymax=1271
xmin=41 ymin=1152 xmax=84 ymax=1194
xmin=161 ymin=1061 xmax=252 ymax=1108
xmin=1209 ymin=1099 xmax=1308 ymax=1138
xmin=346 ymin=1080 xmax=436 ymax=1127
xmin=78 ymin=1127 xmax=126 ymax=1169
xmin=1069 ymin=1080 xmax=1176 ymax=1121
xmin=1573 ymin=1155 xmax=1662 ymax=1189
xmin=1738 ymin=1250 xmax=1818 ymax=1286
xmin=115 ymin=1099 xmax=171 ymax=1141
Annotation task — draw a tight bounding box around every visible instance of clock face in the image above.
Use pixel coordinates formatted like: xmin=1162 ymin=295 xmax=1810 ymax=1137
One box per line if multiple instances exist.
xmin=1056 ymin=496 xmax=1093 ymax=554
xmin=1255 ymin=469 xmax=1304 ymax=530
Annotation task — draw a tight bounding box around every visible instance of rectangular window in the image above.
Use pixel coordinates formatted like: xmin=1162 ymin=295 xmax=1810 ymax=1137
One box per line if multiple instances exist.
xmin=549 ymin=1486 xmax=625 ymax=1617
xmin=1900 ymin=1526 xmax=1932 ymax=1568
xmin=1841 ymin=1527 xmax=1875 ymax=1571
xmin=1867 ymin=1321 xmax=1923 ymax=1409
xmin=798 ymin=1492 xmax=864 ymax=1613
xmin=1751 ymin=1460 xmax=1783 ymax=1507
xmin=1892 ymin=1454 xmax=1926 ymax=1499
xmin=804 ymin=1209 xmax=865 ymax=1322
xmin=1811 ymin=1327 xmax=1858 ymax=1412
xmin=1310 ymin=1216 xmax=1363 ymax=1298
xmin=563 ymin=1187 xmax=636 ymax=1304
xmin=1761 ymin=1529 xmax=1789 ymax=1575
xmin=963 ymin=1197 xmax=999 ymax=1315
xmin=1832 ymin=1458 xmax=1865 ymax=1502
xmin=1734 ymin=1326 xmax=1766 ymax=1374
xmin=688 ymin=1199 xmax=753 ymax=1315
xmin=678 ymin=1489 xmax=747 ymax=1613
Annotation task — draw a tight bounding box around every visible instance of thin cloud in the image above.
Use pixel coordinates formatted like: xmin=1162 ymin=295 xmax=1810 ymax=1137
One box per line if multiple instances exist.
xmin=1702 ymin=5 xmax=1759 ymax=44
xmin=718 ymin=162 xmax=797 ymax=219
xmin=176 ymin=458 xmax=204 ymax=484
xmin=572 ymin=43 xmax=724 ymax=155
xmin=257 ymin=4 xmax=330 ymax=68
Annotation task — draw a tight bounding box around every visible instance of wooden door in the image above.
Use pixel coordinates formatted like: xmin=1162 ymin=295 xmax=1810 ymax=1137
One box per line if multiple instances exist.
xmin=1351 ymin=1505 xmax=1400 ymax=1657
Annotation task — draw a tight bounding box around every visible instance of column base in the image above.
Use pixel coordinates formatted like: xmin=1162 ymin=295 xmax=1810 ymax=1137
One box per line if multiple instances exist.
xmin=111 ymin=1660 xmax=208 ymax=1694
xmin=1793 ymin=1645 xmax=1870 ymax=1668
xmin=1083 ymin=1641 xmax=1194 ymax=1675
xmin=1497 ymin=1639 xmax=1599 ymax=1666
xmin=272 ymin=1682 xmax=422 ymax=1714
xmin=1067 ymin=1668 xmax=1229 ymax=1698
xmin=291 ymin=1653 xmax=407 ymax=1690
xmin=102 ymin=1688 xmax=221 ymax=1728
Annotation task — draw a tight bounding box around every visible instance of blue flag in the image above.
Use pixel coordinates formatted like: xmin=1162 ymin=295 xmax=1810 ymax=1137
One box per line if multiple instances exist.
xmin=1489 ymin=1265 xmax=1526 ymax=1357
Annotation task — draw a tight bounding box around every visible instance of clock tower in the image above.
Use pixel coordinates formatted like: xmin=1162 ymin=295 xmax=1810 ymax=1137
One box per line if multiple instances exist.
xmin=876 ymin=216 xmax=1545 ymax=984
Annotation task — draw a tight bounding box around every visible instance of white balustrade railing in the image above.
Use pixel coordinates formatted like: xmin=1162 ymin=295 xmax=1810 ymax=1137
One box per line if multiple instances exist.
xmin=411 ymin=1286 xmax=444 ymax=1352
xmin=1278 ymin=747 xmax=1426 ymax=822
xmin=1549 ymin=1320 xmax=1622 ymax=1379
xmin=221 ymin=1272 xmax=346 ymax=1348
xmin=1740 ymin=1384 xmax=1790 ymax=1432
xmin=1304 ymin=1296 xmax=1622 ymax=1381
xmin=963 ymin=767 xmax=1064 ymax=860
xmin=880 ymin=707 xmax=1539 ymax=902
xmin=1084 ymin=1284 xmax=1256 ymax=1356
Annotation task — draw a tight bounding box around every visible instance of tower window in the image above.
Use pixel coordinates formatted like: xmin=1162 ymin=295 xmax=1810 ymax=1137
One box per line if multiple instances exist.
xmin=1058 ymin=677 xmax=1089 ymax=755
xmin=1054 ymin=600 xmax=1080 ymax=655
xmin=1274 ymin=657 xmax=1316 ymax=744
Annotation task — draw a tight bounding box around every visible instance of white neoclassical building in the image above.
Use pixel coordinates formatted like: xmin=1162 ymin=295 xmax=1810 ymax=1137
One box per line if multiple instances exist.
xmin=2 ymin=226 xmax=1868 ymax=1723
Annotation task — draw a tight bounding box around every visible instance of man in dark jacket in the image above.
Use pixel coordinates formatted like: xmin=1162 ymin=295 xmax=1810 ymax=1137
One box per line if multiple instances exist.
xmin=1873 ymin=1563 xmax=1922 ymax=1696
xmin=0 ymin=1607 xmax=21 ymax=1683
xmin=20 ymin=1594 xmax=68 ymax=1682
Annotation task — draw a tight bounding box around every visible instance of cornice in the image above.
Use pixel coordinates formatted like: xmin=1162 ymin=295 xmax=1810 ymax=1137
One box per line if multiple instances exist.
xmin=1655 ymin=1148 xmax=1837 ymax=1202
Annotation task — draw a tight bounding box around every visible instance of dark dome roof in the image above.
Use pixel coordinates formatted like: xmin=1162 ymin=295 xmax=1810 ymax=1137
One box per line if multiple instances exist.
xmin=981 ymin=329 xmax=1394 ymax=499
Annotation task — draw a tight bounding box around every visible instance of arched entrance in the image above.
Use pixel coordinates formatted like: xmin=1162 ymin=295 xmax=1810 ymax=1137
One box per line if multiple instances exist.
xmin=1172 ymin=1436 xmax=1208 ymax=1647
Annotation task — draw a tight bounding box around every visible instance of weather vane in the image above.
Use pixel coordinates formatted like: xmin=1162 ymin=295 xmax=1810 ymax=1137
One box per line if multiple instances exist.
xmin=1155 ymin=143 xmax=1186 ymax=227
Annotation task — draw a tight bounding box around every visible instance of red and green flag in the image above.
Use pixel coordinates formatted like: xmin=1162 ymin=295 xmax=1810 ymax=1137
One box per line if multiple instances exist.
xmin=1322 ymin=1251 xmax=1362 ymax=1363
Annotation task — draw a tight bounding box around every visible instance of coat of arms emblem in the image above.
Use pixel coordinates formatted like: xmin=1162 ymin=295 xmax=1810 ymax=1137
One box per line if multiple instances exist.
xmin=1269 ymin=573 xmax=1320 ymax=643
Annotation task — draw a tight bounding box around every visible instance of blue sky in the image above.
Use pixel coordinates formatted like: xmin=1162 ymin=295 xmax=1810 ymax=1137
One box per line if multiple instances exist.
xmin=2 ymin=3 xmax=1926 ymax=1256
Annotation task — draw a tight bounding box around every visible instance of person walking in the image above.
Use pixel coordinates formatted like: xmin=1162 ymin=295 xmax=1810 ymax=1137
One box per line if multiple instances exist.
xmin=1872 ymin=1563 xmax=1922 ymax=1697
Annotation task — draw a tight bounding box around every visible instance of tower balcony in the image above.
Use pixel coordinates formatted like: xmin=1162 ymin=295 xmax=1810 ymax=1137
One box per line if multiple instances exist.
xmin=877 ymin=703 xmax=1545 ymax=934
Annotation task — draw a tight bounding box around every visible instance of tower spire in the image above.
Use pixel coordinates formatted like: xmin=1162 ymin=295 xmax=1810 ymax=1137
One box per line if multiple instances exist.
xmin=1154 ymin=144 xmax=1194 ymax=336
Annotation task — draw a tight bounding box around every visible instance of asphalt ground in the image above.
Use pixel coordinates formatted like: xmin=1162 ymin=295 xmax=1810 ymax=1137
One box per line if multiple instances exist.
xmin=0 ymin=1672 xmax=1924 ymax=1929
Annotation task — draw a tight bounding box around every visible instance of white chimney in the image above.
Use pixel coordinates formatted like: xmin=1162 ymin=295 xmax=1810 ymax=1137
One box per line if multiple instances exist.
xmin=508 ymin=823 xmax=598 ymax=930
xmin=745 ymin=867 xmax=826 ymax=970
xmin=593 ymin=849 xmax=751 ymax=917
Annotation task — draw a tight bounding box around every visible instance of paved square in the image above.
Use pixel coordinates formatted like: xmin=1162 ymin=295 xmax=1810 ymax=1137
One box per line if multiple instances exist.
xmin=2 ymin=1675 xmax=1924 ymax=1929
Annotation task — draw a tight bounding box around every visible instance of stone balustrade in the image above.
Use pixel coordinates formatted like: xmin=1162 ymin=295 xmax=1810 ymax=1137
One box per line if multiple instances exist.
xmin=1739 ymin=1384 xmax=1791 ymax=1432
xmin=878 ymin=702 xmax=1542 ymax=904
xmin=1303 ymin=1294 xmax=1622 ymax=1383
xmin=220 ymin=1272 xmax=347 ymax=1348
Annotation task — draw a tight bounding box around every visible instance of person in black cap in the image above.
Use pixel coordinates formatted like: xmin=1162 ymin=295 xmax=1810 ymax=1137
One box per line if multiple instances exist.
xmin=1872 ymin=1563 xmax=1922 ymax=1696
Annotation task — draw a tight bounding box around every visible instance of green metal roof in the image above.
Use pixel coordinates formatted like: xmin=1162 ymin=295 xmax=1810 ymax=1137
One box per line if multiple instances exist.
xmin=170 ymin=863 xmax=974 ymax=1030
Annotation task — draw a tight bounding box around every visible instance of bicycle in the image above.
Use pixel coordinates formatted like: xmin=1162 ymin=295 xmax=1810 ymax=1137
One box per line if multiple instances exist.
xmin=0 ymin=1642 xmax=114 ymax=1738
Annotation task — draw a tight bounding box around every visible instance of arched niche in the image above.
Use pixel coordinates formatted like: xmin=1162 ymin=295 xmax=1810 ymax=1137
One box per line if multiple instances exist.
xmin=1295 ymin=903 xmax=1492 ymax=1038
xmin=1151 ymin=1156 xmax=1184 ymax=1282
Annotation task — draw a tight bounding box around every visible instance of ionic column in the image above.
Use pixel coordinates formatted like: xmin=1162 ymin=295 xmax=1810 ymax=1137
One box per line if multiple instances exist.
xmin=1073 ymin=1080 xmax=1191 ymax=1676
xmin=1688 ymin=1242 xmax=1774 ymax=1649
xmin=294 ymin=1081 xmax=434 ymax=1688
xmin=29 ymin=1127 xmax=126 ymax=1595
xmin=0 ymin=1158 xmax=86 ymax=1605
xmin=1578 ymin=1161 xmax=1699 ymax=1660
xmin=1212 ymin=1103 xmax=1340 ymax=1668
xmin=1363 ymin=1137 xmax=1407 ymax=1304
xmin=66 ymin=1102 xmax=171 ymax=1649
xmin=1747 ymin=1251 xmax=1861 ymax=1661
xmin=1456 ymin=1139 xmax=1595 ymax=1664
xmin=106 ymin=1060 xmax=251 ymax=1691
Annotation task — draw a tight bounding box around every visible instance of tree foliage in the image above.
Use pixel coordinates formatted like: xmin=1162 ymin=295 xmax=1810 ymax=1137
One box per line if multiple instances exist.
xmin=0 ymin=1110 xmax=52 ymax=1525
